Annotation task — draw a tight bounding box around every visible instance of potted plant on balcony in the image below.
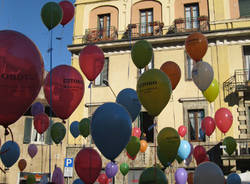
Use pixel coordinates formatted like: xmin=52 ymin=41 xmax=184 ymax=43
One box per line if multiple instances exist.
xmin=198 ymin=16 xmax=208 ymax=21
xmin=174 ymin=18 xmax=184 ymax=24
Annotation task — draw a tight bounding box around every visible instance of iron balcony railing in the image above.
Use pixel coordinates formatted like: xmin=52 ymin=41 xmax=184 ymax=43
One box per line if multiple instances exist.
xmin=223 ymin=69 xmax=250 ymax=99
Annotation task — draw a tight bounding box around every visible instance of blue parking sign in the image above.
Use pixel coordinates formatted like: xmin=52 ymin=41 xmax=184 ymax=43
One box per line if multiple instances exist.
xmin=64 ymin=158 xmax=73 ymax=167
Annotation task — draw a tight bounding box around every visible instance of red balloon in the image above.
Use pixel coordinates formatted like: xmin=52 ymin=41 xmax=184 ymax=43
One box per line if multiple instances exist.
xmin=132 ymin=127 xmax=141 ymax=138
xmin=106 ymin=178 xmax=112 ymax=184
xmin=201 ymin=116 xmax=215 ymax=137
xmin=127 ymin=151 xmax=136 ymax=160
xmin=178 ymin=125 xmax=187 ymax=137
xmin=59 ymin=1 xmax=75 ymax=26
xmin=44 ymin=65 xmax=84 ymax=121
xmin=98 ymin=173 xmax=108 ymax=184
xmin=79 ymin=45 xmax=105 ymax=81
xmin=34 ymin=113 xmax=49 ymax=134
xmin=215 ymin=108 xmax=233 ymax=134
xmin=0 ymin=30 xmax=44 ymax=128
xmin=75 ymin=148 xmax=102 ymax=184
xmin=193 ymin=145 xmax=206 ymax=165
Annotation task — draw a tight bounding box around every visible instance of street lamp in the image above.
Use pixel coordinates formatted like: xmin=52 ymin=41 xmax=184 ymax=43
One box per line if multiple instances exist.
xmin=103 ymin=79 xmax=116 ymax=98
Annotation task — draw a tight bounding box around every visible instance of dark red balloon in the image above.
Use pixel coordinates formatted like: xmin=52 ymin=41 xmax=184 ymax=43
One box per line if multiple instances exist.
xmin=178 ymin=125 xmax=187 ymax=137
xmin=44 ymin=65 xmax=84 ymax=121
xmin=75 ymin=148 xmax=102 ymax=184
xmin=127 ymin=151 xmax=136 ymax=160
xmin=98 ymin=173 xmax=108 ymax=184
xmin=215 ymin=108 xmax=233 ymax=134
xmin=0 ymin=30 xmax=44 ymax=128
xmin=59 ymin=1 xmax=75 ymax=26
xmin=201 ymin=116 xmax=216 ymax=137
xmin=193 ymin=145 xmax=207 ymax=165
xmin=34 ymin=113 xmax=49 ymax=134
xmin=79 ymin=45 xmax=105 ymax=81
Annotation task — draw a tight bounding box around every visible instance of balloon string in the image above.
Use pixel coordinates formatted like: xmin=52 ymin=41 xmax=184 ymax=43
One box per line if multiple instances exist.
xmin=5 ymin=127 xmax=14 ymax=142
xmin=0 ymin=167 xmax=5 ymax=174
xmin=89 ymin=82 xmax=92 ymax=146
xmin=172 ymin=94 xmax=176 ymax=130
xmin=154 ymin=118 xmax=157 ymax=167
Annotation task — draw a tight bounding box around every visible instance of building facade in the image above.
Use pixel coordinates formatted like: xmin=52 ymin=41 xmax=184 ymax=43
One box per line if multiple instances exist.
xmin=67 ymin=0 xmax=250 ymax=183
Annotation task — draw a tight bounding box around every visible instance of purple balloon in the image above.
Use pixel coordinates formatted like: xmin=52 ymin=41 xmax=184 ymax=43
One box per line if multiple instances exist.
xmin=175 ymin=168 xmax=187 ymax=184
xmin=28 ymin=144 xmax=38 ymax=158
xmin=31 ymin=102 xmax=44 ymax=116
xmin=52 ymin=167 xmax=64 ymax=184
xmin=105 ymin=162 xmax=118 ymax=178
xmin=184 ymin=155 xmax=193 ymax=166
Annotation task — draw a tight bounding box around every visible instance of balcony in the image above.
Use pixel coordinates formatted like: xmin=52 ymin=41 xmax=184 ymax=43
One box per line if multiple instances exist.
xmin=84 ymin=26 xmax=118 ymax=43
xmin=223 ymin=69 xmax=250 ymax=104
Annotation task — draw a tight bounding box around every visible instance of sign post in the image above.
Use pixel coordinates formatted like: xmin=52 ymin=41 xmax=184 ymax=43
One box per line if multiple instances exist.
xmin=64 ymin=158 xmax=73 ymax=181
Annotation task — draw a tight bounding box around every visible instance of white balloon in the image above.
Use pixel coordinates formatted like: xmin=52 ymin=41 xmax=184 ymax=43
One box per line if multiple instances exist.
xmin=194 ymin=161 xmax=224 ymax=184
xmin=192 ymin=61 xmax=214 ymax=91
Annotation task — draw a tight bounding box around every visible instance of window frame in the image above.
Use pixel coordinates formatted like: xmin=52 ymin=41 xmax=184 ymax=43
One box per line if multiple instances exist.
xmin=139 ymin=8 xmax=154 ymax=36
xmin=184 ymin=3 xmax=200 ymax=30
xmin=94 ymin=57 xmax=109 ymax=87
xmin=97 ymin=13 xmax=111 ymax=39
xmin=138 ymin=111 xmax=154 ymax=143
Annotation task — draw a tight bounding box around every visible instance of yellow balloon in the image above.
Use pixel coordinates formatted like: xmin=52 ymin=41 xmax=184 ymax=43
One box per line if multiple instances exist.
xmin=137 ymin=69 xmax=172 ymax=116
xmin=202 ymin=79 xmax=219 ymax=102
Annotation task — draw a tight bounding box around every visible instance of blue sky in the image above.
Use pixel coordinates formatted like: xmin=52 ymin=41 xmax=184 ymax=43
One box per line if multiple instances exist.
xmin=0 ymin=0 xmax=75 ymax=71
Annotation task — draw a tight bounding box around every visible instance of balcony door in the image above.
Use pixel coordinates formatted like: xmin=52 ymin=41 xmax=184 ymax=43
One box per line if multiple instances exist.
xmin=188 ymin=109 xmax=205 ymax=142
xmin=98 ymin=14 xmax=110 ymax=40
xmin=185 ymin=3 xmax=199 ymax=30
xmin=140 ymin=9 xmax=153 ymax=36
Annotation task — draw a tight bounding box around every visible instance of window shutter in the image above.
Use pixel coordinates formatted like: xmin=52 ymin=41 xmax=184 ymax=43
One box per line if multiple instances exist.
xmin=102 ymin=58 xmax=109 ymax=82
xmin=23 ymin=117 xmax=32 ymax=144
xmin=45 ymin=120 xmax=53 ymax=145
xmin=239 ymin=0 xmax=250 ymax=17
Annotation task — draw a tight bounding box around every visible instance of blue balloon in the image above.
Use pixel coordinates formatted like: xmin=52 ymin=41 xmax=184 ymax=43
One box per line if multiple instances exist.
xmin=73 ymin=178 xmax=85 ymax=184
xmin=70 ymin=121 xmax=80 ymax=138
xmin=227 ymin=173 xmax=241 ymax=184
xmin=0 ymin=141 xmax=20 ymax=168
xmin=91 ymin=103 xmax=132 ymax=161
xmin=116 ymin=88 xmax=141 ymax=122
xmin=31 ymin=102 xmax=44 ymax=116
xmin=178 ymin=140 xmax=191 ymax=160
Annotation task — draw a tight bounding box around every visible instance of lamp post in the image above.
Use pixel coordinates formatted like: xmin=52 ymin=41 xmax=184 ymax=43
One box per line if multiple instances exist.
xmin=103 ymin=79 xmax=116 ymax=98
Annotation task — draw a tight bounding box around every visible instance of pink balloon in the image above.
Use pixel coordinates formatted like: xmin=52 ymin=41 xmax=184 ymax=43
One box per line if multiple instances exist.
xmin=215 ymin=108 xmax=233 ymax=134
xmin=178 ymin=125 xmax=187 ymax=137
xmin=132 ymin=127 xmax=141 ymax=138
xmin=52 ymin=167 xmax=64 ymax=184
xmin=28 ymin=144 xmax=38 ymax=158
xmin=201 ymin=116 xmax=216 ymax=137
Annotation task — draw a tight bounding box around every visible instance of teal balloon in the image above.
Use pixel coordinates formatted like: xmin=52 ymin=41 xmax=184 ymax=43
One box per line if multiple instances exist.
xmin=51 ymin=122 xmax=66 ymax=144
xmin=41 ymin=2 xmax=63 ymax=30
xmin=126 ymin=136 xmax=140 ymax=157
xmin=139 ymin=167 xmax=168 ymax=184
xmin=73 ymin=179 xmax=85 ymax=184
xmin=27 ymin=174 xmax=36 ymax=184
xmin=79 ymin=118 xmax=90 ymax=138
xmin=223 ymin=136 xmax=236 ymax=156
xmin=70 ymin=121 xmax=80 ymax=138
xmin=178 ymin=140 xmax=191 ymax=160
xmin=131 ymin=40 xmax=153 ymax=69
xmin=120 ymin=163 xmax=129 ymax=176
xmin=0 ymin=141 xmax=20 ymax=168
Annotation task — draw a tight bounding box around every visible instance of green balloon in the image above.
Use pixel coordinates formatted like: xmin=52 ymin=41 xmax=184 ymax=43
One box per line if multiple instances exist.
xmin=139 ymin=167 xmax=168 ymax=184
xmin=120 ymin=163 xmax=129 ymax=176
xmin=51 ymin=122 xmax=66 ymax=144
xmin=157 ymin=127 xmax=180 ymax=168
xmin=126 ymin=136 xmax=141 ymax=157
xmin=131 ymin=40 xmax=153 ymax=69
xmin=176 ymin=155 xmax=184 ymax=164
xmin=27 ymin=174 xmax=36 ymax=184
xmin=223 ymin=136 xmax=236 ymax=156
xmin=41 ymin=2 xmax=63 ymax=30
xmin=79 ymin=118 xmax=90 ymax=138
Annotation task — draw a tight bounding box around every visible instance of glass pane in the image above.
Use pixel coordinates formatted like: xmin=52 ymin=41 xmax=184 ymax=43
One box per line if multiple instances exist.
xmin=140 ymin=12 xmax=146 ymax=34
xmin=185 ymin=7 xmax=191 ymax=29
xmin=192 ymin=6 xmax=199 ymax=28
xmin=148 ymin=11 xmax=153 ymax=33
xmin=106 ymin=15 xmax=110 ymax=37
xmin=198 ymin=110 xmax=205 ymax=141
xmin=187 ymin=54 xmax=193 ymax=79
xmin=189 ymin=114 xmax=196 ymax=141
xmin=239 ymin=0 xmax=250 ymax=17
xmin=95 ymin=74 xmax=101 ymax=85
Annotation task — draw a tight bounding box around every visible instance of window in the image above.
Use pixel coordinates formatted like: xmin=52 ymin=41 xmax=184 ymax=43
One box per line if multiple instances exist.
xmin=243 ymin=46 xmax=250 ymax=80
xmin=128 ymin=169 xmax=144 ymax=184
xmin=139 ymin=52 xmax=154 ymax=75
xmin=185 ymin=3 xmax=199 ymax=30
xmin=140 ymin=9 xmax=153 ymax=35
xmin=188 ymin=109 xmax=205 ymax=142
xmin=98 ymin=14 xmax=111 ymax=39
xmin=239 ymin=0 xmax=250 ymax=17
xmin=23 ymin=117 xmax=53 ymax=145
xmin=94 ymin=58 xmax=109 ymax=86
xmin=186 ymin=53 xmax=194 ymax=80
xmin=139 ymin=112 xmax=154 ymax=143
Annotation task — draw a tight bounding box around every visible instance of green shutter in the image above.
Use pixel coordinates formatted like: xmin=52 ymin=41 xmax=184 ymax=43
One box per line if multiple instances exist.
xmin=23 ymin=117 xmax=32 ymax=144
xmin=45 ymin=120 xmax=53 ymax=145
xmin=239 ymin=0 xmax=250 ymax=17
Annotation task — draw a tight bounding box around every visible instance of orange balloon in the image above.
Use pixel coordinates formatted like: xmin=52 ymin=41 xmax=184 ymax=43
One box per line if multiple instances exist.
xmin=187 ymin=172 xmax=194 ymax=184
xmin=140 ymin=140 xmax=148 ymax=153
xmin=18 ymin=159 xmax=27 ymax=172
xmin=160 ymin=61 xmax=181 ymax=90
xmin=185 ymin=32 xmax=208 ymax=61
